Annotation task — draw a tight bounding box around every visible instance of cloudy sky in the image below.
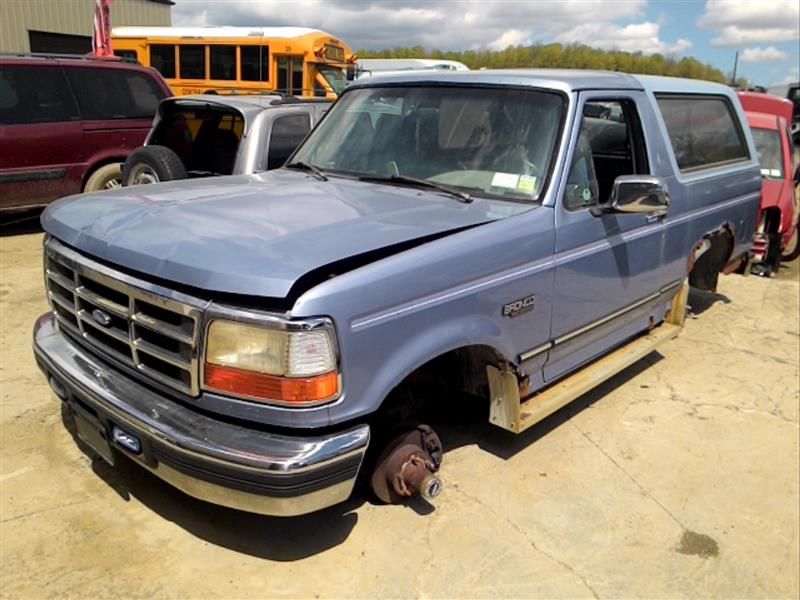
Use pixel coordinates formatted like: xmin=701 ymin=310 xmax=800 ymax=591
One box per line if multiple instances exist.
xmin=173 ymin=0 xmax=799 ymax=86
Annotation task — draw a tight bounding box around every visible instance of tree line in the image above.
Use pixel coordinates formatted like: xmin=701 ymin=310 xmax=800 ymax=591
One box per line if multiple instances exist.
xmin=357 ymin=43 xmax=728 ymax=83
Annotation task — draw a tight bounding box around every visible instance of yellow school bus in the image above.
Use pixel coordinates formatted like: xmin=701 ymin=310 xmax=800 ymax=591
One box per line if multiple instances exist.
xmin=111 ymin=26 xmax=356 ymax=98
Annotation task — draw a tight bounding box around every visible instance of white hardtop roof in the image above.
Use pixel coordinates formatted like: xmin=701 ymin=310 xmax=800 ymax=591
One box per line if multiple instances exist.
xmin=112 ymin=26 xmax=328 ymax=39
xmin=357 ymin=58 xmax=469 ymax=71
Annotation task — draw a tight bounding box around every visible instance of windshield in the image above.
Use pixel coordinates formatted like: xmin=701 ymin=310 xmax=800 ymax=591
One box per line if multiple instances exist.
xmin=318 ymin=66 xmax=348 ymax=95
xmin=751 ymin=127 xmax=784 ymax=179
xmin=291 ymin=85 xmax=565 ymax=201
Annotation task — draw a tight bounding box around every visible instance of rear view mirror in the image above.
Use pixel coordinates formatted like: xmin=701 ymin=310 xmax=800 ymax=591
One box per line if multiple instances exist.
xmin=592 ymin=176 xmax=670 ymax=216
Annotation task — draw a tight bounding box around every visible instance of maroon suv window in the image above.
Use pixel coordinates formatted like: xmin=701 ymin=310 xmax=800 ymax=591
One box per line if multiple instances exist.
xmin=0 ymin=66 xmax=79 ymax=125
xmin=65 ymin=67 xmax=166 ymax=120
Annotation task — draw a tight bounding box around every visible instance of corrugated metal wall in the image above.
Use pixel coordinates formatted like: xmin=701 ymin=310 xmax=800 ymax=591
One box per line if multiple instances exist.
xmin=1 ymin=0 xmax=171 ymax=53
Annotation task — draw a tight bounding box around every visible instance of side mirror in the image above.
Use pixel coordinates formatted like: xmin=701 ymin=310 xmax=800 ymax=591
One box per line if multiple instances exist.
xmin=345 ymin=66 xmax=356 ymax=82
xmin=592 ymin=176 xmax=670 ymax=216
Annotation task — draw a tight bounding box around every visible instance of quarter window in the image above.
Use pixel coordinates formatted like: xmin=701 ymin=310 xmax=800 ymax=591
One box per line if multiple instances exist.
xmin=267 ymin=113 xmax=310 ymax=170
xmin=150 ymin=44 xmax=176 ymax=79
xmin=66 ymin=68 xmax=166 ymax=120
xmin=656 ymin=95 xmax=749 ymax=172
xmin=179 ymin=45 xmax=206 ymax=80
xmin=210 ymin=45 xmax=236 ymax=80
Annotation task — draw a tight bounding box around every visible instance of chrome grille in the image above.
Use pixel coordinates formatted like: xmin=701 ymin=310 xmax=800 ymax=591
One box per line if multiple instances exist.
xmin=44 ymin=239 xmax=203 ymax=395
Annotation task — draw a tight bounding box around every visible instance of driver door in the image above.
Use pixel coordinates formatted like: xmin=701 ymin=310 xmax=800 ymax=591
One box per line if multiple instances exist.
xmin=544 ymin=92 xmax=670 ymax=382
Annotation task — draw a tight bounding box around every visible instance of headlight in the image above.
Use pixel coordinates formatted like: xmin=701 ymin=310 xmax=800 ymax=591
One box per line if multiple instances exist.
xmin=204 ymin=320 xmax=339 ymax=406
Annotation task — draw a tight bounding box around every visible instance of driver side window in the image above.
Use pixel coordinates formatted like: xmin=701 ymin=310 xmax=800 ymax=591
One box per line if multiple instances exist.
xmin=564 ymin=99 xmax=648 ymax=210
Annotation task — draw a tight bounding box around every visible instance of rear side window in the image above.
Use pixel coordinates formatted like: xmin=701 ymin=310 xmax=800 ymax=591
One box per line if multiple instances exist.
xmin=751 ymin=128 xmax=784 ymax=179
xmin=656 ymin=95 xmax=749 ymax=172
xmin=150 ymin=44 xmax=176 ymax=79
xmin=66 ymin=67 xmax=166 ymax=120
xmin=267 ymin=113 xmax=310 ymax=170
xmin=0 ymin=66 xmax=79 ymax=125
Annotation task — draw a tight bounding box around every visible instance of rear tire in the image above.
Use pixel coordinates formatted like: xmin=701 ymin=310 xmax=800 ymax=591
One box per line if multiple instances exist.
xmin=84 ymin=163 xmax=123 ymax=192
xmin=122 ymin=145 xmax=187 ymax=186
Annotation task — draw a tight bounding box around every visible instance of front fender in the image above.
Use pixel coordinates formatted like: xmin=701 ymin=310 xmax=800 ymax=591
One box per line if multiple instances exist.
xmin=348 ymin=314 xmax=513 ymax=420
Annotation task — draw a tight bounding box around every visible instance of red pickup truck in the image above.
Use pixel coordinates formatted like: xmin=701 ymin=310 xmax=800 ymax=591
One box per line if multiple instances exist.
xmin=737 ymin=91 xmax=800 ymax=274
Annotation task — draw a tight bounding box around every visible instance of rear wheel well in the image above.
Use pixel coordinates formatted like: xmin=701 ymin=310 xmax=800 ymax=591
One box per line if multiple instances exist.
xmin=688 ymin=225 xmax=735 ymax=292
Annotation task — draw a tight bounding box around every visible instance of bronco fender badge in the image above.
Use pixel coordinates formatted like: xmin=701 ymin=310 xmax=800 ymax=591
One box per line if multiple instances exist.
xmin=502 ymin=295 xmax=535 ymax=318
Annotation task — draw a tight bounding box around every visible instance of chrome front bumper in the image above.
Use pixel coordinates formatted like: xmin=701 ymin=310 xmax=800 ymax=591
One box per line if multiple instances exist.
xmin=33 ymin=313 xmax=370 ymax=517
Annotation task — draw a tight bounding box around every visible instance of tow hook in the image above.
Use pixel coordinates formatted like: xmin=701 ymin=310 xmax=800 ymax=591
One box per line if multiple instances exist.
xmin=370 ymin=424 xmax=443 ymax=504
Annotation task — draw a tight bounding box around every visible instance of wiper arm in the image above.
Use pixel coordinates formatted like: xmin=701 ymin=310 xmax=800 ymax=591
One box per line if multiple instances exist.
xmin=358 ymin=174 xmax=473 ymax=204
xmin=284 ymin=161 xmax=328 ymax=181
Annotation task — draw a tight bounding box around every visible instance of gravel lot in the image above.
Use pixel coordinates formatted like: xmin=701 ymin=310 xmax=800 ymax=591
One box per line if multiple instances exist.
xmin=1 ymin=231 xmax=798 ymax=599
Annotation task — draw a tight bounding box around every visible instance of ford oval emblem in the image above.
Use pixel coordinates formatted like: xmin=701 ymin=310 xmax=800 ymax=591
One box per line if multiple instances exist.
xmin=91 ymin=308 xmax=112 ymax=327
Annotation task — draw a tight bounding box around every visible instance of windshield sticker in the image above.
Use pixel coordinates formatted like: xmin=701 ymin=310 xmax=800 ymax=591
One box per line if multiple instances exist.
xmin=761 ymin=168 xmax=770 ymax=176
xmin=491 ymin=172 xmax=520 ymax=189
xmin=517 ymin=175 xmax=536 ymax=194
xmin=769 ymin=169 xmax=781 ymax=177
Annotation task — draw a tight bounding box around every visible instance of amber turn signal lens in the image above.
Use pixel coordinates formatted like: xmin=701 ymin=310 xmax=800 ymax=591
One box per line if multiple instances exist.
xmin=204 ymin=364 xmax=339 ymax=405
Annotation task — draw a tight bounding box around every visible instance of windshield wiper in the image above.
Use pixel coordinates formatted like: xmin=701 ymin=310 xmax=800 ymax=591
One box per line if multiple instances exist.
xmin=358 ymin=174 xmax=473 ymax=203
xmin=284 ymin=161 xmax=328 ymax=181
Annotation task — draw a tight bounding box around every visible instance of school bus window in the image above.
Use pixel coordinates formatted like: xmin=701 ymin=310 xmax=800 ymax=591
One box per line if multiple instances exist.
xmin=324 ymin=44 xmax=344 ymax=62
xmin=150 ymin=44 xmax=176 ymax=79
xmin=180 ymin=45 xmax=206 ymax=80
xmin=241 ymin=46 xmax=269 ymax=82
xmin=210 ymin=45 xmax=236 ymax=80
xmin=117 ymin=49 xmax=138 ymax=62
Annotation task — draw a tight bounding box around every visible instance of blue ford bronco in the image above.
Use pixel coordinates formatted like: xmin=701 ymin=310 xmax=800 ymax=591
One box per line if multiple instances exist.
xmin=34 ymin=70 xmax=761 ymax=516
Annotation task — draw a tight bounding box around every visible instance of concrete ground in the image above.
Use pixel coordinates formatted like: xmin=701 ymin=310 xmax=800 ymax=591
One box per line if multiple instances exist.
xmin=1 ymin=231 xmax=798 ymax=599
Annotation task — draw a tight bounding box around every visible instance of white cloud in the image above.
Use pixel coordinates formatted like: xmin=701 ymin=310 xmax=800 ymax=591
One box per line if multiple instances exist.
xmin=556 ymin=21 xmax=693 ymax=55
xmin=698 ymin=0 xmax=800 ymax=47
xmin=488 ymin=29 xmax=533 ymax=51
xmin=175 ymin=7 xmax=208 ymax=27
xmin=668 ymin=38 xmax=694 ymax=54
xmin=711 ymin=25 xmax=799 ymax=46
xmin=171 ymin=0 xmax=654 ymax=51
xmin=740 ymin=46 xmax=789 ymax=64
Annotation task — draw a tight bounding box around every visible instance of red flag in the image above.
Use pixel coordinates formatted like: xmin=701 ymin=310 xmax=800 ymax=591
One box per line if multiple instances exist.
xmin=91 ymin=0 xmax=115 ymax=57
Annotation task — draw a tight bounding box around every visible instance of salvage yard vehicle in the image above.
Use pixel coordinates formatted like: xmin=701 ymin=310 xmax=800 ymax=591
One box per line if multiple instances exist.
xmin=737 ymin=91 xmax=800 ymax=272
xmin=112 ymin=26 xmax=356 ymax=98
xmin=122 ymin=94 xmax=330 ymax=186
xmin=33 ymin=70 xmax=761 ymax=516
xmin=767 ymin=81 xmax=800 ymax=145
xmin=0 ymin=54 xmax=171 ymax=212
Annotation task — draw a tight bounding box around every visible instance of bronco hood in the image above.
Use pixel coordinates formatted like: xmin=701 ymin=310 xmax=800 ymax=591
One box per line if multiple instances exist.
xmin=42 ymin=170 xmax=529 ymax=298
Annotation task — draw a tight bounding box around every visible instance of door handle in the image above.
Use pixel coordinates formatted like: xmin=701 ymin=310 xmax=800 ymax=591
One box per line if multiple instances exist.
xmin=645 ymin=212 xmax=666 ymax=224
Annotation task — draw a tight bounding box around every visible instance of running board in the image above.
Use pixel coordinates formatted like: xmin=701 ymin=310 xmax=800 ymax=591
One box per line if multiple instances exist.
xmin=488 ymin=322 xmax=682 ymax=434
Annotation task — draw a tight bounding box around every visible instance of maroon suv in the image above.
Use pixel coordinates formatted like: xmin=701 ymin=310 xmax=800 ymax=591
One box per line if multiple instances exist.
xmin=0 ymin=54 xmax=171 ymax=213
